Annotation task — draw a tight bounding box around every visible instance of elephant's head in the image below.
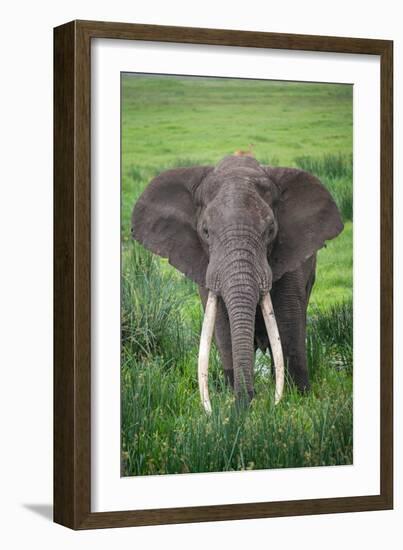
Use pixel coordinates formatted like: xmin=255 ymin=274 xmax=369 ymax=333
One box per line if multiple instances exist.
xmin=131 ymin=155 xmax=343 ymax=409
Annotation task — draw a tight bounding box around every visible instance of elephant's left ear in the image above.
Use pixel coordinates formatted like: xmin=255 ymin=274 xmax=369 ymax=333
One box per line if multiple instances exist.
xmin=264 ymin=167 xmax=344 ymax=281
xmin=131 ymin=166 xmax=214 ymax=286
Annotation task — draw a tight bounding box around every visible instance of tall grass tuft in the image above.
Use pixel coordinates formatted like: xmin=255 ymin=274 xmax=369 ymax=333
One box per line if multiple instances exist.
xmin=121 ymin=243 xmax=197 ymax=367
xmin=308 ymin=300 xmax=353 ymax=373
xmin=294 ymin=152 xmax=352 ymax=180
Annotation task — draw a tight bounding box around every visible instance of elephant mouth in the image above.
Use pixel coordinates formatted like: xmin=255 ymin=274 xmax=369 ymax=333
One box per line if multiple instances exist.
xmin=197 ymin=291 xmax=285 ymax=413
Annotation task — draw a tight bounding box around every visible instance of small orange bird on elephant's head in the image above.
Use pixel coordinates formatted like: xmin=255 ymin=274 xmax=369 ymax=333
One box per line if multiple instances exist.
xmin=234 ymin=144 xmax=255 ymax=157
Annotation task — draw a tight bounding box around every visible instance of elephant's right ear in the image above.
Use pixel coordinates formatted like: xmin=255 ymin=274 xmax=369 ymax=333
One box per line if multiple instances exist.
xmin=131 ymin=166 xmax=213 ymax=286
xmin=263 ymin=166 xmax=344 ymax=281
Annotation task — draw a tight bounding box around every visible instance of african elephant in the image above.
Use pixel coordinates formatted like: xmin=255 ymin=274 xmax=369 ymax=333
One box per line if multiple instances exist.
xmin=131 ymin=154 xmax=343 ymax=409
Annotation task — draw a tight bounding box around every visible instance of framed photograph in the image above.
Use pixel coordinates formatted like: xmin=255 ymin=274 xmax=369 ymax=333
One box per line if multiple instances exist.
xmin=54 ymin=20 xmax=393 ymax=529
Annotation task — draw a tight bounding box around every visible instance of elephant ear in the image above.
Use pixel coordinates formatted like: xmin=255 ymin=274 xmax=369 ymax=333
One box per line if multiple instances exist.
xmin=264 ymin=167 xmax=344 ymax=281
xmin=131 ymin=166 xmax=213 ymax=285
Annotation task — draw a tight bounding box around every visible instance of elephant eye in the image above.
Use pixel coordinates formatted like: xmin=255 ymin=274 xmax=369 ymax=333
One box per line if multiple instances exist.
xmin=203 ymin=226 xmax=209 ymax=239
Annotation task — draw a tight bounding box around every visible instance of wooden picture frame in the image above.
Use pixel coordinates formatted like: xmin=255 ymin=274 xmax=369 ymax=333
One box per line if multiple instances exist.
xmin=54 ymin=19 xmax=393 ymax=529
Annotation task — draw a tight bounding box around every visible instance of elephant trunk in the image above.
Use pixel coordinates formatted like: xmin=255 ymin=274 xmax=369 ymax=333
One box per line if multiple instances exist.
xmin=198 ymin=230 xmax=285 ymax=411
xmin=221 ymin=263 xmax=260 ymax=404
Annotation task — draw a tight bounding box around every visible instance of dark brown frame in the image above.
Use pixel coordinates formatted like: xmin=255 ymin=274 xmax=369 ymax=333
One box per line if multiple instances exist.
xmin=54 ymin=19 xmax=393 ymax=530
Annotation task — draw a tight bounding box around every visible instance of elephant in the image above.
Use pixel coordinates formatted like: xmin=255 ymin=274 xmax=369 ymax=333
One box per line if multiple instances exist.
xmin=131 ymin=154 xmax=343 ymax=410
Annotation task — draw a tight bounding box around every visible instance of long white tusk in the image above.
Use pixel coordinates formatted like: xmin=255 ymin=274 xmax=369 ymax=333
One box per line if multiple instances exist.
xmin=260 ymin=293 xmax=285 ymax=404
xmin=198 ymin=291 xmax=218 ymax=414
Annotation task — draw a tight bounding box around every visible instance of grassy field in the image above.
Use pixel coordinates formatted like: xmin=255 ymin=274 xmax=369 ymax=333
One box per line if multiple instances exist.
xmin=121 ymin=75 xmax=353 ymax=476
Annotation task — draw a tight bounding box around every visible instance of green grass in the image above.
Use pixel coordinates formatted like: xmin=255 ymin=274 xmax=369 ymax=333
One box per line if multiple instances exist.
xmin=121 ymin=75 xmax=353 ymax=475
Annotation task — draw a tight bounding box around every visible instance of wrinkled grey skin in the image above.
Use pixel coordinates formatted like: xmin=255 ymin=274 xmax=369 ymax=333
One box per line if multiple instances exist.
xmin=131 ymin=155 xmax=343 ymax=403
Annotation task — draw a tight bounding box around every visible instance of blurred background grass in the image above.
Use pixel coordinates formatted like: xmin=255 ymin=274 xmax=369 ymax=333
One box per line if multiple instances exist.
xmin=121 ymin=74 xmax=353 ymax=476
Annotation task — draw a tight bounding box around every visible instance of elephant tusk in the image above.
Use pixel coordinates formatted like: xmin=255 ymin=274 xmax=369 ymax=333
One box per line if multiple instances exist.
xmin=260 ymin=293 xmax=285 ymax=405
xmin=198 ymin=291 xmax=218 ymax=414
